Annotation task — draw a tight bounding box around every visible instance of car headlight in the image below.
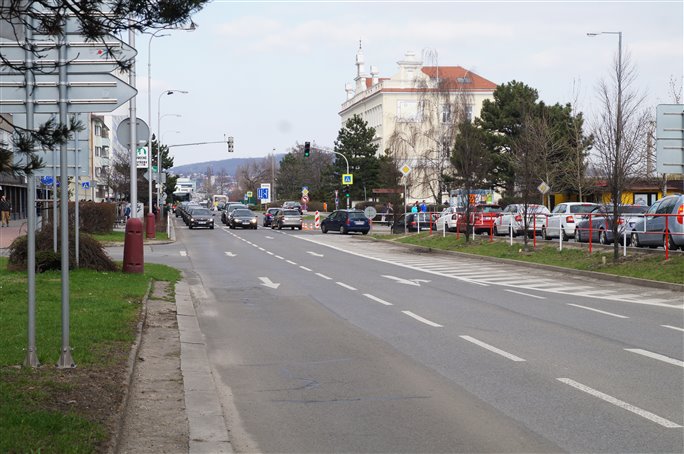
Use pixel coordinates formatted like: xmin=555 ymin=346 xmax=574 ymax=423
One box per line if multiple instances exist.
xmin=251 ymin=218 xmax=257 ymax=223
xmin=190 ymin=218 xmax=194 ymax=222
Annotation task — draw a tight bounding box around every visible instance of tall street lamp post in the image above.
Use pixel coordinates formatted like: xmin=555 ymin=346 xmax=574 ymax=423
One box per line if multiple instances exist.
xmin=157 ymin=90 xmax=188 ymax=209
xmin=147 ymin=30 xmax=170 ymax=215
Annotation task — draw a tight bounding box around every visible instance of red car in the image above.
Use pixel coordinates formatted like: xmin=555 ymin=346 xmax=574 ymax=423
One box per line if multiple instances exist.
xmin=457 ymin=204 xmax=502 ymax=234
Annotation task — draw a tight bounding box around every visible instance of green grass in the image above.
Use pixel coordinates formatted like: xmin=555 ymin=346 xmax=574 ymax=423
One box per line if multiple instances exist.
xmin=91 ymin=231 xmax=169 ymax=243
xmin=0 ymin=257 xmax=180 ymax=453
xmin=374 ymin=233 xmax=684 ymax=284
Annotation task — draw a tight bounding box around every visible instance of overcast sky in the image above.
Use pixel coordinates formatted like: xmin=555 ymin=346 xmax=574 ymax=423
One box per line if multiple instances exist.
xmin=119 ymin=0 xmax=683 ymax=167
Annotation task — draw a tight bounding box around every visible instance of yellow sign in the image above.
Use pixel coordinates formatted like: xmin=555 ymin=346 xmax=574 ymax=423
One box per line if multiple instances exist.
xmin=342 ymin=174 xmax=353 ymax=185
xmin=246 ymin=191 xmax=253 ymax=197
xmin=400 ymin=164 xmax=412 ymax=176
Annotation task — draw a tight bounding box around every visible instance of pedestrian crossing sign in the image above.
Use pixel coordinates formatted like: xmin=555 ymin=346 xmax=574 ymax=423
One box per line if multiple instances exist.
xmin=342 ymin=174 xmax=353 ymax=185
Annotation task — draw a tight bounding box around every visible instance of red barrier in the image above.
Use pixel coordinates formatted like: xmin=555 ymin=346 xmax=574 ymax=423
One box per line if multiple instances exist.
xmin=123 ymin=218 xmax=144 ymax=274
xmin=146 ymin=212 xmax=156 ymax=239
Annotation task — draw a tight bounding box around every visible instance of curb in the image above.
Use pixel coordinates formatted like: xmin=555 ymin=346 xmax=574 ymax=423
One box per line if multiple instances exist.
xmin=368 ymin=237 xmax=684 ymax=293
xmin=109 ymin=280 xmax=152 ymax=454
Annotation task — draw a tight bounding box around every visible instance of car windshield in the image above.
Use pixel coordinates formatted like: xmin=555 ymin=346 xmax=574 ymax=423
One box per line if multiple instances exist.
xmin=570 ymin=205 xmax=597 ymax=214
xmin=284 ymin=210 xmax=300 ymax=216
xmin=348 ymin=212 xmax=366 ymax=220
xmin=192 ymin=209 xmax=212 ymax=216
xmin=234 ymin=209 xmax=253 ymax=216
xmin=477 ymin=206 xmax=501 ymax=213
xmin=228 ymin=205 xmax=247 ymax=211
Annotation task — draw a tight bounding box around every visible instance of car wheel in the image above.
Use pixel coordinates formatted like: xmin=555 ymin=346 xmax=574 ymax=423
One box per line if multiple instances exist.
xmin=341 ymin=225 xmax=348 ymax=235
xmin=493 ymin=225 xmax=499 ymax=236
xmin=561 ymin=227 xmax=569 ymax=241
xmin=322 ymin=225 xmax=328 ymax=234
xmin=664 ymin=235 xmax=677 ymax=250
xmin=599 ymin=230 xmax=608 ymax=245
xmin=631 ymin=232 xmax=641 ymax=248
xmin=210 ymin=226 xmax=214 ymax=230
xmin=278 ymin=223 xmax=282 ymax=230
xmin=542 ymin=226 xmax=549 ymax=240
xmin=362 ymin=230 xmax=368 ymax=235
xmin=189 ymin=225 xmax=193 ymax=229
xmin=509 ymin=226 xmax=516 ymax=237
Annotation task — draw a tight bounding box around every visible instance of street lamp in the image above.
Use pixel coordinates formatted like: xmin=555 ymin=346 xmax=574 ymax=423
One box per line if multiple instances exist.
xmin=157 ymin=89 xmax=188 ymax=208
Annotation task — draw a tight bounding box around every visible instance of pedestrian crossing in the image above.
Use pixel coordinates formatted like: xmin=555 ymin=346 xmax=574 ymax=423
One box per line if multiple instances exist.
xmin=294 ymin=234 xmax=684 ymax=309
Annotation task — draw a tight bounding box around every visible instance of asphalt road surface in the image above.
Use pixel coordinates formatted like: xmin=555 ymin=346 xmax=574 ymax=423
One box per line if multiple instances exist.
xmin=112 ymin=217 xmax=684 ymax=453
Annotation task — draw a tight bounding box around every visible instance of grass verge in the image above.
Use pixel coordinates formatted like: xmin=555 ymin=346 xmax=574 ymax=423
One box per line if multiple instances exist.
xmin=374 ymin=233 xmax=684 ymax=284
xmin=91 ymin=231 xmax=169 ymax=243
xmin=0 ymin=257 xmax=180 ymax=453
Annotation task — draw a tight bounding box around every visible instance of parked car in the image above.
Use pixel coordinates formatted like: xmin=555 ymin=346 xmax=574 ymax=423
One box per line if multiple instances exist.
xmin=391 ymin=212 xmax=439 ymax=234
xmin=630 ymin=195 xmax=684 ymax=250
xmin=282 ymin=201 xmax=303 ymax=214
xmin=435 ymin=206 xmax=463 ymax=232
xmin=321 ymin=209 xmax=371 ymax=234
xmin=542 ymin=202 xmax=598 ymax=240
xmin=271 ymin=209 xmax=303 ymax=230
xmin=457 ymin=204 xmax=502 ymax=234
xmin=494 ymin=204 xmax=550 ymax=237
xmin=263 ymin=207 xmax=280 ymax=227
xmin=575 ymin=204 xmax=648 ymax=245
xmin=221 ymin=203 xmax=248 ymax=225
xmin=186 ymin=207 xmax=215 ymax=229
xmin=229 ymin=209 xmax=258 ymax=229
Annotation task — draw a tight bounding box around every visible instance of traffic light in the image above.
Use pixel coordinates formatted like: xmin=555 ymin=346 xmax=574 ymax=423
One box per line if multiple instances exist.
xmin=304 ymin=141 xmax=310 ymax=157
xmin=227 ymin=136 xmax=234 ymax=153
xmin=344 ymin=186 xmax=350 ymax=198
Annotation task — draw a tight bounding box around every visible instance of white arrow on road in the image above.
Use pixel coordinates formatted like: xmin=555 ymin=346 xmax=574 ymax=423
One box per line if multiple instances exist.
xmin=225 ymin=252 xmax=237 ymax=257
xmin=382 ymin=275 xmax=431 ymax=286
xmin=259 ymin=277 xmax=280 ymax=289
xmin=306 ymin=251 xmax=324 ymax=257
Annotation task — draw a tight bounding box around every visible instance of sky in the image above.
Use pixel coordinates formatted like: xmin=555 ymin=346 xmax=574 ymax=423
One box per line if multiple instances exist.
xmin=116 ymin=0 xmax=684 ymax=167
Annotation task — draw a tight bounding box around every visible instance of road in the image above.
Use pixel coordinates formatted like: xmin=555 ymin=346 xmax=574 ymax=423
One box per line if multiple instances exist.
xmin=112 ymin=217 xmax=684 ymax=452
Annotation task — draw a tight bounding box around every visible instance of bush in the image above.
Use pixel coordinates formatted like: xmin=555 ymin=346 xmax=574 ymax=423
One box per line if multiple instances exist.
xmin=7 ymin=225 xmax=118 ymax=272
xmin=75 ymin=201 xmax=117 ymax=234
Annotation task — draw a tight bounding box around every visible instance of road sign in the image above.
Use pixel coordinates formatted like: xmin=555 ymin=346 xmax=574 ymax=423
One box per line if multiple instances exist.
xmin=0 ymin=35 xmax=137 ymax=74
xmin=136 ymin=147 xmax=148 ymax=169
xmin=117 ymin=117 xmax=150 ymax=147
xmin=0 ymin=72 xmax=137 ymax=114
xmin=537 ymin=181 xmax=550 ymax=194
xmin=257 ymin=188 xmax=269 ymax=200
xmin=342 ymin=174 xmax=353 ymax=185
xmin=399 ymin=163 xmax=412 ymax=176
xmin=81 ymin=181 xmax=90 ymax=190
xmin=246 ymin=191 xmax=253 ymax=197
xmin=40 ymin=176 xmax=54 ymax=185
xmin=364 ymin=206 xmax=377 ymax=219
xmin=656 ymin=104 xmax=684 ymax=173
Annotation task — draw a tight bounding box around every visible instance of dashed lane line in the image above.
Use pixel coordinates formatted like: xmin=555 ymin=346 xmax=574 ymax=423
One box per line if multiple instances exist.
xmin=567 ymin=304 xmax=628 ymax=319
xmin=336 ymin=282 xmax=357 ymax=291
xmin=625 ymin=349 xmax=684 ymax=368
xmin=315 ymin=273 xmax=332 ymax=280
xmin=402 ymin=311 xmax=443 ymax=327
xmin=299 ymin=266 xmax=312 ymax=272
xmin=557 ymin=378 xmax=682 ymax=428
xmin=505 ymin=289 xmax=547 ymax=299
xmin=661 ymin=325 xmax=684 ymax=332
xmin=460 ymin=335 xmax=526 ymax=362
xmin=363 ymin=294 xmax=393 ymax=306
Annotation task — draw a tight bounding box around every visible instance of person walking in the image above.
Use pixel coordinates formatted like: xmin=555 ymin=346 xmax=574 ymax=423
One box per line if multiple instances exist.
xmin=420 ymin=200 xmax=428 ymax=212
xmin=0 ymin=196 xmax=11 ymax=227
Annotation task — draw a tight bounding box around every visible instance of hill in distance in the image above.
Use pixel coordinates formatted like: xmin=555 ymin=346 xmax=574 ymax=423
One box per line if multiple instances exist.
xmin=171 ymin=154 xmax=284 ymax=176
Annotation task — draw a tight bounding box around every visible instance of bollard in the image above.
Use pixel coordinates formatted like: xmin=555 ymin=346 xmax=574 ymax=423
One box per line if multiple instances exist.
xmin=145 ymin=212 xmax=156 ymax=239
xmin=315 ymin=210 xmax=320 ymax=229
xmin=123 ymin=218 xmax=144 ymax=274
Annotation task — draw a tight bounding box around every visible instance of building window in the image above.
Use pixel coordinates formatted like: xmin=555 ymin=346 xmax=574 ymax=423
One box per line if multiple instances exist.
xmin=101 ymin=146 xmax=109 ymax=158
xmin=440 ymin=104 xmax=452 ymax=123
xmin=397 ymin=101 xmax=421 ymax=122
xmin=95 ymin=146 xmax=101 ymax=157
xmin=456 ymin=77 xmax=472 ymax=84
xmin=94 ymin=124 xmax=101 ymax=136
xmin=465 ymin=105 xmax=473 ymax=122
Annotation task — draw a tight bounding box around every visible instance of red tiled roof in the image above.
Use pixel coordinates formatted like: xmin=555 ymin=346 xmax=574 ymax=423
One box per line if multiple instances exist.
xmin=421 ymin=66 xmax=496 ymax=90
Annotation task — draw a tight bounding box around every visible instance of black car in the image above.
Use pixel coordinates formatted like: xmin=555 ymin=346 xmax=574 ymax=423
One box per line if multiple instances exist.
xmin=221 ymin=203 xmax=248 ymax=225
xmin=321 ymin=209 xmax=370 ymax=234
xmin=229 ymin=209 xmax=258 ymax=229
xmin=187 ymin=207 xmax=215 ymax=229
xmin=391 ymin=212 xmax=438 ymax=234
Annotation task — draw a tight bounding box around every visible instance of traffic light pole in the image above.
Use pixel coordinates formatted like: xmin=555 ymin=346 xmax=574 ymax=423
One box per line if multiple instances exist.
xmin=312 ymin=145 xmax=350 ymax=208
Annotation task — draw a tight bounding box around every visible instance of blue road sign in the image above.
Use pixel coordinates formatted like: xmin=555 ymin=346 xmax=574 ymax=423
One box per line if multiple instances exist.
xmin=40 ymin=176 xmax=54 ymax=185
xmin=81 ymin=181 xmax=90 ymax=190
xmin=257 ymin=188 xmax=269 ymax=200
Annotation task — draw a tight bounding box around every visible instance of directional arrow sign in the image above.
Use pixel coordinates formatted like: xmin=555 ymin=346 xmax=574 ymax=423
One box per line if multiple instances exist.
xmin=382 ymin=275 xmax=431 ymax=286
xmin=259 ymin=277 xmax=280 ymax=289
xmin=0 ymin=72 xmax=137 ymax=114
xmin=0 ymin=36 xmax=137 ymax=74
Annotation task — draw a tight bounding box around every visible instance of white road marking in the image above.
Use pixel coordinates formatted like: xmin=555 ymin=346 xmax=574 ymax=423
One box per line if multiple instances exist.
xmin=505 ymin=289 xmax=546 ymax=299
xmin=180 ymin=250 xmax=187 ymax=257
xmin=567 ymin=304 xmax=628 ymax=319
xmin=315 ymin=273 xmax=332 ymax=280
xmin=459 ymin=335 xmax=526 ymax=362
xmin=625 ymin=349 xmax=684 ymax=368
xmin=336 ymin=282 xmax=357 ymax=291
xmin=258 ymin=247 xmax=265 ymax=251
xmin=286 ymin=260 xmax=297 ymax=265
xmin=275 ymin=255 xmax=284 ymax=260
xmin=402 ymin=311 xmax=443 ymax=327
xmin=364 ymin=294 xmax=393 ymax=306
xmin=265 ymin=236 xmax=274 ymax=239
xmin=382 ymin=275 xmax=430 ymax=286
xmin=224 ymin=252 xmax=237 ymax=257
xmin=307 ymin=251 xmax=324 ymax=257
xmin=266 ymin=251 xmax=274 ymax=256
xmin=299 ymin=266 xmax=312 ymax=272
xmin=557 ymin=378 xmax=682 ymax=428
xmin=258 ymin=277 xmax=280 ymax=289
xmin=662 ymin=325 xmax=684 ymax=332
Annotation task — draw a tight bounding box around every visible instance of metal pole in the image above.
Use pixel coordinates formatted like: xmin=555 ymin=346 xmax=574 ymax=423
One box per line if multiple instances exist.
xmin=129 ymin=26 xmax=138 ymax=219
xmin=57 ymin=21 xmax=75 ymax=369
xmin=74 ymin=114 xmax=80 ymax=268
xmin=24 ymin=11 xmax=39 ymax=368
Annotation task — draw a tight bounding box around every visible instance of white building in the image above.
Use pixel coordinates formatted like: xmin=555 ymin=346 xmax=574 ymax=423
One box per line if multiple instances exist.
xmin=175 ymin=177 xmax=195 ymax=193
xmin=339 ymin=47 xmax=497 ymax=203
xmin=90 ymin=115 xmax=111 ymax=201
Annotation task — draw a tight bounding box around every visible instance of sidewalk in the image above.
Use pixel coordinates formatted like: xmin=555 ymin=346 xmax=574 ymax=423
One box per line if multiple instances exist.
xmin=0 ymin=218 xmax=27 ymax=251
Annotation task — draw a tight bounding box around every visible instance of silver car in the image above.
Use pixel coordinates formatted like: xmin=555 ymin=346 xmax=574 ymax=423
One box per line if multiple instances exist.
xmin=495 ymin=204 xmax=550 ymax=237
xmin=271 ymin=209 xmax=303 ymax=230
xmin=630 ymin=195 xmax=684 ymax=250
xmin=543 ymin=202 xmax=598 ymax=240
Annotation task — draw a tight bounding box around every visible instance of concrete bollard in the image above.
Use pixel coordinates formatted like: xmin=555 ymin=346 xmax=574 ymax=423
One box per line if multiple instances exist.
xmin=123 ymin=218 xmax=144 ymax=274
xmin=145 ymin=212 xmax=156 ymax=239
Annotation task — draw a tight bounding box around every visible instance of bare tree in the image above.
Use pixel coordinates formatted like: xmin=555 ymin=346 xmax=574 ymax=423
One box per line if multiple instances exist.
xmin=591 ymin=50 xmax=651 ymax=260
xmin=559 ymin=80 xmax=594 ymax=203
xmin=236 ymin=158 xmax=271 ymax=201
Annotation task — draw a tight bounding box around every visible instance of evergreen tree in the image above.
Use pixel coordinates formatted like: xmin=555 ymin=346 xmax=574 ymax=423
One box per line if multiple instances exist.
xmin=333 ymin=115 xmax=380 ymax=201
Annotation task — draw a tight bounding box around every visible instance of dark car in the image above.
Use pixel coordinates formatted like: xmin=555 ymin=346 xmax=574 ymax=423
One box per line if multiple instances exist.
xmin=391 ymin=212 xmax=438 ymax=234
xmin=221 ymin=203 xmax=248 ymax=225
xmin=187 ymin=207 xmax=215 ymax=229
xmin=263 ymin=207 xmax=280 ymax=227
xmin=229 ymin=209 xmax=258 ymax=229
xmin=282 ymin=201 xmax=303 ymax=214
xmin=321 ymin=209 xmax=370 ymax=234
xmin=575 ymin=204 xmax=648 ymax=245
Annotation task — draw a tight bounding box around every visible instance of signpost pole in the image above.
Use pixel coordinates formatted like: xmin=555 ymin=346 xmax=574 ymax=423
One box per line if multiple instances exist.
xmin=74 ymin=114 xmax=80 ymax=268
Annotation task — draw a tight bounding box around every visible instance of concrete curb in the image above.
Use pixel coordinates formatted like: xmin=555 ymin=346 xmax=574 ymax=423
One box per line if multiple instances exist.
xmin=176 ymin=279 xmax=233 ymax=453
xmin=109 ymin=280 xmax=152 ymax=454
xmin=369 ymin=237 xmax=684 ymax=293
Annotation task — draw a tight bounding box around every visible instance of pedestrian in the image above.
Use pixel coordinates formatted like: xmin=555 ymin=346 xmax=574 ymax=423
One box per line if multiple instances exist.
xmin=420 ymin=200 xmax=427 ymax=212
xmin=410 ymin=203 xmax=418 ymax=213
xmin=0 ymin=195 xmax=11 ymax=227
xmin=323 ymin=201 xmax=328 ymax=212
xmin=124 ymin=204 xmax=131 ymax=220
